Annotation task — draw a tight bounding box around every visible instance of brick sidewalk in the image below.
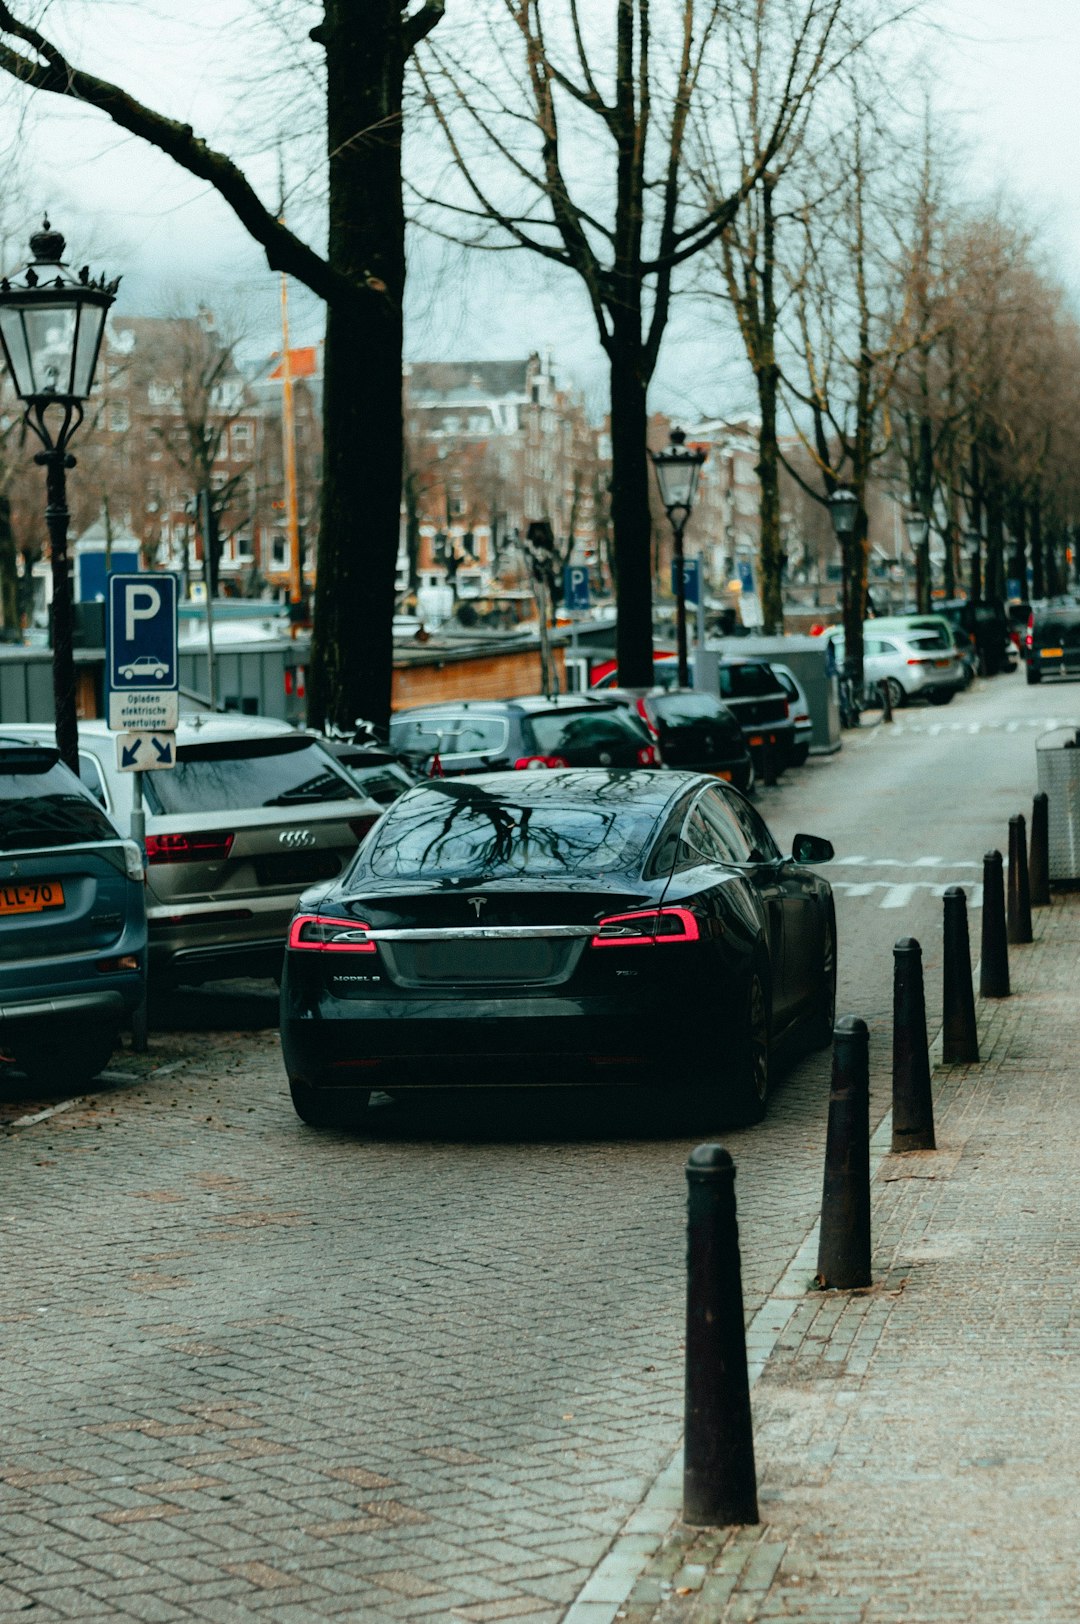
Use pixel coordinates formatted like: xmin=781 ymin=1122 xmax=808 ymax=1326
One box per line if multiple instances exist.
xmin=606 ymin=890 xmax=1080 ymax=1624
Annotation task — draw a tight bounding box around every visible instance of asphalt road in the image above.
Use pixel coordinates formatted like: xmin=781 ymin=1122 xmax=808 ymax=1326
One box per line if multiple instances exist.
xmin=2 ymin=667 xmax=1077 ymax=1622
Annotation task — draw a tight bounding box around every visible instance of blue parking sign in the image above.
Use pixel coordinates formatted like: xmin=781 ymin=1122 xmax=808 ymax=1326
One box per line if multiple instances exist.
xmin=563 ymin=564 xmax=591 ymax=611
xmin=107 ymin=573 xmax=179 ymax=732
xmin=670 ymin=556 xmax=701 ymax=606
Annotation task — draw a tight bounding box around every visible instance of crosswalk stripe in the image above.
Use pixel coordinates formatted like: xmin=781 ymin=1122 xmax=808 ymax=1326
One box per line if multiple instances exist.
xmin=831 ymin=879 xmax=984 ymax=909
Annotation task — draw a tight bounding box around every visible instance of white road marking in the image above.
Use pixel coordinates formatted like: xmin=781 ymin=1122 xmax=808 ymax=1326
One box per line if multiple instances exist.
xmin=834 ymin=855 xmax=982 ymax=870
xmin=830 ymin=878 xmax=983 ymax=909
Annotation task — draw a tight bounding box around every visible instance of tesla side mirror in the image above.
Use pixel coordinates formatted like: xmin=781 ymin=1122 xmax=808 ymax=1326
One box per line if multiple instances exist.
xmin=792 ymin=832 xmax=834 ymax=865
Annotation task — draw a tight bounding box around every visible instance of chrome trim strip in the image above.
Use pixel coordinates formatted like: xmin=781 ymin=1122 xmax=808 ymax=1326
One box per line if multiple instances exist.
xmin=357 ymin=925 xmax=596 ymax=942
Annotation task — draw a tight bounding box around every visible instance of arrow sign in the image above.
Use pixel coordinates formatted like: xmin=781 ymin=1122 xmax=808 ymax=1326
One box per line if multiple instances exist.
xmin=116 ymin=731 xmax=178 ymax=772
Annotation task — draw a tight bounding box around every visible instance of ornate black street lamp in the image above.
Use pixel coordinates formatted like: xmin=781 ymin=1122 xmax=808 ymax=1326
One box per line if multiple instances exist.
xmin=826 ymin=485 xmax=858 ymax=543
xmin=652 ymin=427 xmax=706 ymax=687
xmin=966 ymin=528 xmax=982 ymax=603
xmin=0 ymin=219 xmax=119 ymax=769
xmin=904 ymin=508 xmax=930 ymax=611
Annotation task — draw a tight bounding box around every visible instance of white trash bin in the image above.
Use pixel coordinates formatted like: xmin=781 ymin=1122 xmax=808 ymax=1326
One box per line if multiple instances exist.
xmin=1035 ymin=726 xmax=1080 ymax=881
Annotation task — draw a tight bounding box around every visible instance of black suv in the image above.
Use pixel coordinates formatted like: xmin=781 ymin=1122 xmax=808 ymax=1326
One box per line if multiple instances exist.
xmin=388 ymin=696 xmax=661 ymax=774
xmin=1025 ymin=601 xmax=1080 ymax=684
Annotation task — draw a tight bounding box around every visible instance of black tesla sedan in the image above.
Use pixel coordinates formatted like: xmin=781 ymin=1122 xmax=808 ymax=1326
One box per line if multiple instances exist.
xmin=280 ymin=769 xmax=835 ymax=1128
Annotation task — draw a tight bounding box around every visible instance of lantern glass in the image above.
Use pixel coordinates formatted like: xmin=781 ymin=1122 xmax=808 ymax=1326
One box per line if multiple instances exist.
xmin=904 ymin=510 xmax=929 ymax=550
xmin=654 ymin=453 xmax=701 ymax=512
xmin=827 ymin=489 xmax=858 ymax=538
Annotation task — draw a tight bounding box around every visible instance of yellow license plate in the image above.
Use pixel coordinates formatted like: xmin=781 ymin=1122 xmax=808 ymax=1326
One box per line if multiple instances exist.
xmin=0 ymin=881 xmax=65 ymax=915
xmin=1042 ymin=648 xmax=1063 ymax=658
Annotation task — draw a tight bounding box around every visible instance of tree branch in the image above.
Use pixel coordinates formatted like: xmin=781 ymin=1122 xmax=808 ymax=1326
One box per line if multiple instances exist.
xmin=0 ymin=3 xmax=366 ymax=309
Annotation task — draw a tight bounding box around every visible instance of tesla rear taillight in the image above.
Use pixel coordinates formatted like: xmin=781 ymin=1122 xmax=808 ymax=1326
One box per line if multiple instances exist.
xmin=636 ymin=745 xmax=660 ymax=766
xmin=514 ymin=755 xmax=568 ymax=769
xmin=145 ymin=831 xmax=235 ymax=865
xmin=591 ymin=907 xmax=701 ymax=947
xmin=287 ymin=914 xmax=376 ymax=952
xmin=635 ymin=697 xmax=660 ymax=740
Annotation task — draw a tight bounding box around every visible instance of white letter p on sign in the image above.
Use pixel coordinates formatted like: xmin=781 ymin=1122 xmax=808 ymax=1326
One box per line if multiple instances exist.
xmin=125 ymin=584 xmax=161 ymax=643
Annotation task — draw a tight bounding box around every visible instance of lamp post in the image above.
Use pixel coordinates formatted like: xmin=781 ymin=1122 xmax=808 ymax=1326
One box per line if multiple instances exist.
xmin=966 ymin=528 xmax=982 ymax=603
xmin=652 ymin=426 xmax=706 ymax=687
xmin=904 ymin=508 xmax=930 ymax=612
xmin=0 ymin=220 xmax=118 ymax=771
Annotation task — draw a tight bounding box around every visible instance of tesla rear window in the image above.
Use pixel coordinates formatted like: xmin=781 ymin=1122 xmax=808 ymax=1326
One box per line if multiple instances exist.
xmin=0 ymin=757 xmax=119 ymax=850
xmin=361 ymin=782 xmax=654 ymax=879
xmin=142 ymin=735 xmax=360 ymax=814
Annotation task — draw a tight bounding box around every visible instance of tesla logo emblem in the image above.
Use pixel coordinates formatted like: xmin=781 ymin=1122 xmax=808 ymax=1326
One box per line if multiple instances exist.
xmin=279 ymin=828 xmax=316 ymax=849
xmin=468 ymin=897 xmax=486 ymax=917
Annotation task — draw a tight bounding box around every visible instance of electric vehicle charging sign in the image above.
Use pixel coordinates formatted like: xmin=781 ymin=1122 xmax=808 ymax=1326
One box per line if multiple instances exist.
xmin=107 ymin=574 xmax=179 ymax=732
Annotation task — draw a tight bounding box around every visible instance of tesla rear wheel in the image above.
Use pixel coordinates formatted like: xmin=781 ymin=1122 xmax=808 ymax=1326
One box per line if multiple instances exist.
xmin=289 ymin=1079 xmax=370 ymax=1129
xmin=729 ymin=966 xmax=771 ymax=1126
xmin=807 ymin=902 xmax=837 ymax=1050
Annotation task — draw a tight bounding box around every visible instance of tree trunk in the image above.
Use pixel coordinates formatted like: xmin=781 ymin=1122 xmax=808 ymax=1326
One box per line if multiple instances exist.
xmin=308 ymin=0 xmax=405 ymax=732
xmin=608 ymin=331 xmax=654 ymax=687
xmin=1030 ymin=498 xmax=1044 ymax=600
xmin=985 ymin=478 xmax=1005 ymax=603
xmin=756 ymin=177 xmax=784 ymax=636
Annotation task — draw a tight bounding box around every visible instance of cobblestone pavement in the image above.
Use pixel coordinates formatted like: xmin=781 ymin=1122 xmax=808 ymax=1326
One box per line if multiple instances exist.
xmin=613 ymin=891 xmax=1080 ymax=1624
xmin=0 ymin=675 xmax=1071 ymax=1622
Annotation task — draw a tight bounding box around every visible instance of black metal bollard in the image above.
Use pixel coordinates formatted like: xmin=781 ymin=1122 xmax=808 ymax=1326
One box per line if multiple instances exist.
xmin=891 ymin=939 xmax=935 ymax=1152
xmin=942 ymin=888 xmax=979 ymax=1064
xmin=879 ymin=680 xmax=893 ymax=723
xmin=683 ymin=1145 xmax=759 ymax=1528
xmin=1030 ymin=791 xmax=1050 ymax=908
xmin=1007 ymin=814 xmax=1033 ymax=945
xmin=762 ymin=736 xmax=777 ymax=788
xmin=816 ymin=1017 xmax=872 ymax=1290
xmin=980 ymin=850 xmax=1010 ymax=998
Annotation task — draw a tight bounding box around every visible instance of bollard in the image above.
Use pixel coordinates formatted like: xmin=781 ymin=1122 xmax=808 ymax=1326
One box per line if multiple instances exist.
xmin=891 ymin=938 xmax=935 ymax=1152
xmin=1007 ymin=814 xmax=1033 ymax=945
xmin=980 ymin=850 xmax=1010 ymax=998
xmin=762 ymin=736 xmax=777 ymax=788
xmin=816 ymin=1016 xmax=872 ymax=1290
xmin=942 ymin=888 xmax=979 ymax=1064
xmin=1030 ymin=791 xmax=1050 ymax=907
xmin=879 ymin=679 xmax=893 ymax=723
xmin=683 ymin=1145 xmax=759 ymax=1527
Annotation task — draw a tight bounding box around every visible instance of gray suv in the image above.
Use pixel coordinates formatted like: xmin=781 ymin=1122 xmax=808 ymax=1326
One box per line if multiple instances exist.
xmin=3 ymin=718 xmax=382 ymax=985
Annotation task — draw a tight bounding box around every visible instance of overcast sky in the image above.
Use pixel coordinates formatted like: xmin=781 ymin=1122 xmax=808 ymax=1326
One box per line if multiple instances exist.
xmin=2 ymin=0 xmax=1077 ymax=417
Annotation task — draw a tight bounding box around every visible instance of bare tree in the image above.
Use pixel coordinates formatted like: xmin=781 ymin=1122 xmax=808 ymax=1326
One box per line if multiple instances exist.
xmin=414 ymin=0 xmax=849 ymax=684
xmin=0 ymin=0 xmax=445 ymax=729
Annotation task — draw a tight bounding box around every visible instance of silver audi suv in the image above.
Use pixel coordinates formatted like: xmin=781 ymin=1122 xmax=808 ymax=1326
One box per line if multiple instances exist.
xmin=2 ymin=717 xmax=382 ymax=985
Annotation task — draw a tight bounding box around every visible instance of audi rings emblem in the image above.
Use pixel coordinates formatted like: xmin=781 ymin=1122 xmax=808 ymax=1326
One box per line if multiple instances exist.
xmin=279 ymin=828 xmax=316 ymax=849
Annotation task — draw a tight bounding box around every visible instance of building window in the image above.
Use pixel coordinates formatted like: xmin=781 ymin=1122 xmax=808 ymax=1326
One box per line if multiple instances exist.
xmin=108 ymin=400 xmax=130 ymax=433
xmin=271 ymin=534 xmax=288 ymax=569
xmin=231 ymin=421 xmax=253 ymax=456
xmin=148 ymin=381 xmax=177 ymax=407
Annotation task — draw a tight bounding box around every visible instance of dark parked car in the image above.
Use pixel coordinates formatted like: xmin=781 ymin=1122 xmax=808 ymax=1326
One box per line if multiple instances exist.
xmin=0 ymin=740 xmax=147 ymax=1087
xmin=324 ymin=741 xmax=417 ymax=805
xmin=603 ymin=687 xmax=754 ymax=791
xmin=1025 ymin=602 xmax=1080 ymax=683
xmin=594 ymin=655 xmax=794 ymax=773
xmin=388 ymin=696 xmax=661 ymax=775
xmin=281 ymin=769 xmax=836 ymax=1128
